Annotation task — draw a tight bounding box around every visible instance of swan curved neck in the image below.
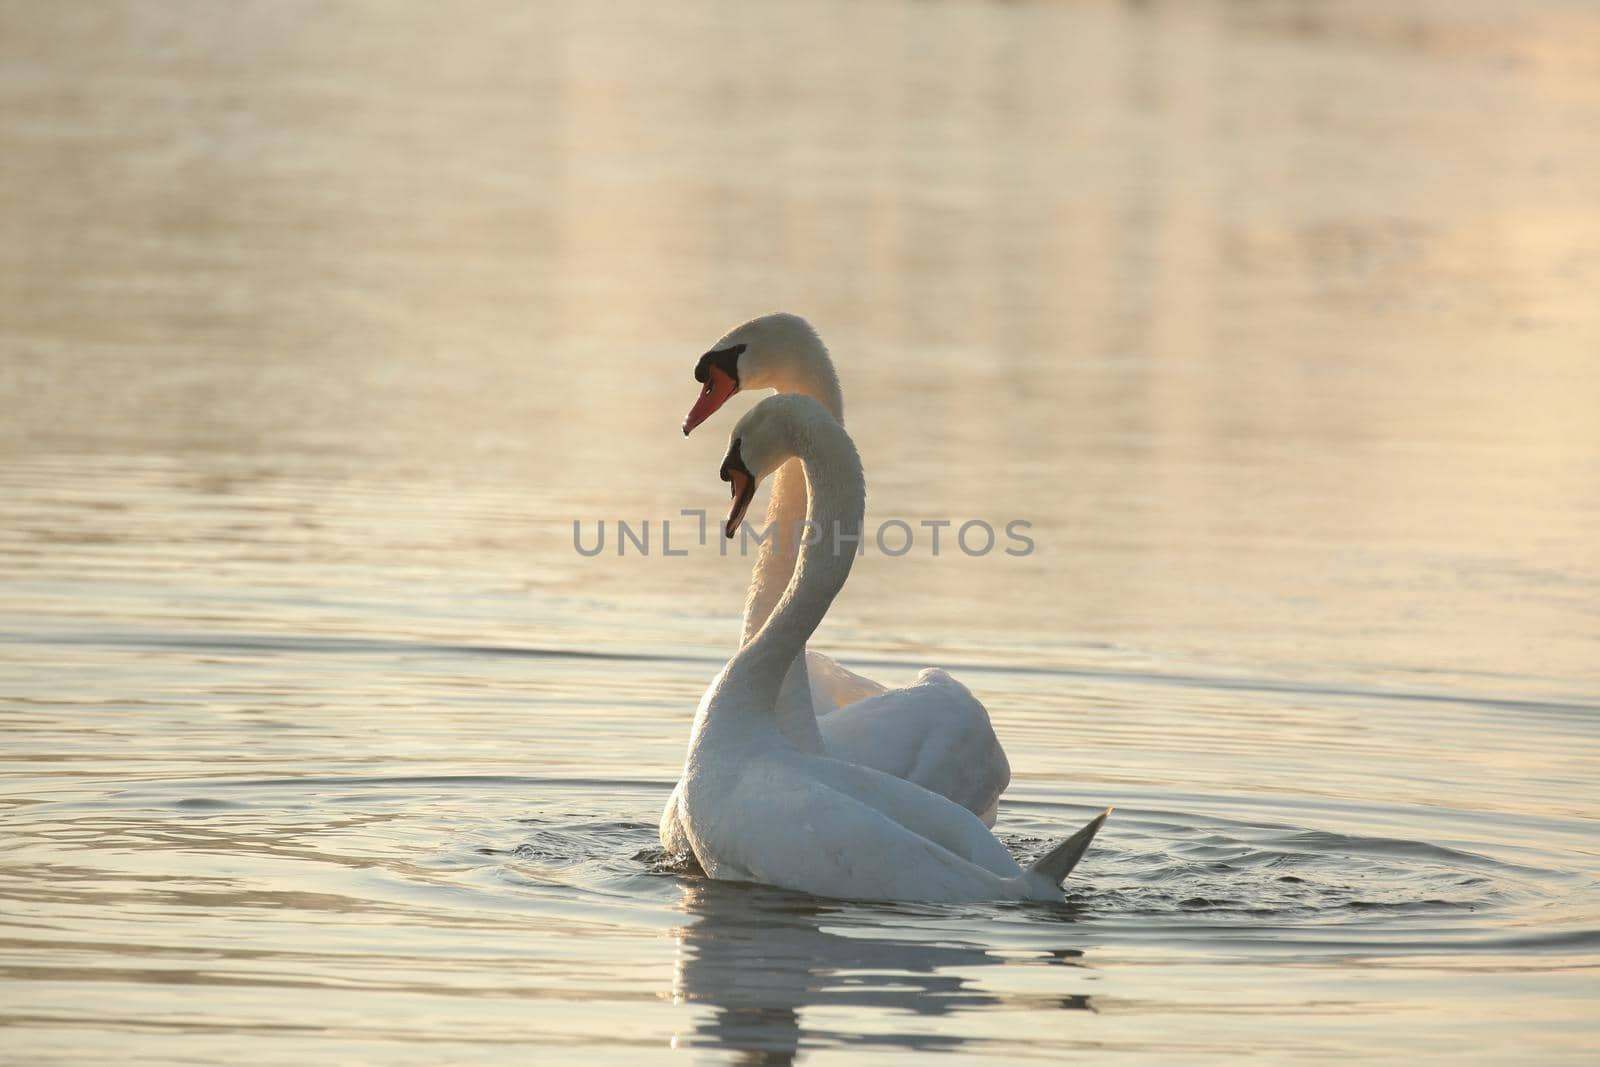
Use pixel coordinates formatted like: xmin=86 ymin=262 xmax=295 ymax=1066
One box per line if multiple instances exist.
xmin=749 ymin=331 xmax=844 ymax=424
xmin=723 ymin=427 xmax=864 ymax=720
xmin=739 ymin=461 xmax=807 ymax=646
xmin=771 ymin=357 xmax=844 ymax=425
xmin=740 ymin=338 xmax=845 ymax=644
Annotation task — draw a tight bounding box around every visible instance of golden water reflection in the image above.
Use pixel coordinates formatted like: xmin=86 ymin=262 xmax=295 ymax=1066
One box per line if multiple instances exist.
xmin=1 ymin=2 xmax=1598 ymax=1063
xmin=2 ymin=0 xmax=1595 ymax=689
xmin=668 ymin=879 xmax=1092 ymax=1061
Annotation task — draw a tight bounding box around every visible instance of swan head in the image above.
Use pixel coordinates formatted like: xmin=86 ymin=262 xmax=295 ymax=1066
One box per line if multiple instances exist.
xmin=682 ymin=313 xmax=827 ymax=435
xmin=716 ymin=393 xmax=825 ymax=538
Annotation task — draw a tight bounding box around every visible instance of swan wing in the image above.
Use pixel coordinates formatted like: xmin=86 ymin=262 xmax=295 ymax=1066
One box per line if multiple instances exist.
xmin=799 ymin=751 xmax=1021 ymax=877
xmin=702 ymin=764 xmax=1018 ymax=903
xmin=817 ymin=668 xmax=1011 ymax=826
xmin=805 ymin=649 xmax=887 ymax=712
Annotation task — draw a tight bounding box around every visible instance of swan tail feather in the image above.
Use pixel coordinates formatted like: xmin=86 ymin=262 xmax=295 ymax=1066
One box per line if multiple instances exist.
xmin=1027 ymin=807 xmax=1111 ymax=886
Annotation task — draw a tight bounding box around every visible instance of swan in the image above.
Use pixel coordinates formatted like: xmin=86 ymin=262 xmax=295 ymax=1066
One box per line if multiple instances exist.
xmin=661 ymin=393 xmax=1108 ymax=902
xmin=680 ymin=312 xmax=1011 ymax=825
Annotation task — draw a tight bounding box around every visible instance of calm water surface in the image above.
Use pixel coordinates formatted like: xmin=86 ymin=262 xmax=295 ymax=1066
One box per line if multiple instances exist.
xmin=2 ymin=1 xmax=1598 ymax=1063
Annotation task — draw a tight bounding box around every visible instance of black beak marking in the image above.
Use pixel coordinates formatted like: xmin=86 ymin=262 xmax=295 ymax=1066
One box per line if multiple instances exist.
xmin=694 ymin=343 xmax=746 ymax=385
xmin=719 ymin=437 xmax=747 ymax=483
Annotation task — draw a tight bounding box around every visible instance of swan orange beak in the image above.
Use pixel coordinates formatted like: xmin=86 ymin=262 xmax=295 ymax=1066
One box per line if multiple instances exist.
xmin=720 ymin=438 xmax=755 ymax=538
xmin=683 ymin=365 xmax=738 ymax=436
xmin=723 ymin=467 xmax=754 ymax=538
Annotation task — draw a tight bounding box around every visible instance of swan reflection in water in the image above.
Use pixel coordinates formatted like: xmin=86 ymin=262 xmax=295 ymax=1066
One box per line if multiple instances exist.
xmin=667 ymin=878 xmax=1093 ymax=1062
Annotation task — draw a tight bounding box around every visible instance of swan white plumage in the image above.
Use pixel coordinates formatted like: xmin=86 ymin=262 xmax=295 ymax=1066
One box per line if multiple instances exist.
xmin=679 ymin=312 xmax=1011 ymax=825
xmin=661 ymin=393 xmax=1108 ymax=902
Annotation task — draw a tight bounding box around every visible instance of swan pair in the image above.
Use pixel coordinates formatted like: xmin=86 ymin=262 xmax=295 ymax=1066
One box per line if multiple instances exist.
xmin=660 ymin=314 xmax=1107 ymax=903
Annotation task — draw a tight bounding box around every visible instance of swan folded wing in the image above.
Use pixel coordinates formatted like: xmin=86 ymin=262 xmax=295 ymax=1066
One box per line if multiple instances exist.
xmin=799 ymin=754 xmax=1021 ymax=878
xmin=815 ymin=669 xmax=1011 ymax=827
xmin=712 ymin=771 xmax=1017 ymax=903
xmin=805 ymin=649 xmax=889 ymax=713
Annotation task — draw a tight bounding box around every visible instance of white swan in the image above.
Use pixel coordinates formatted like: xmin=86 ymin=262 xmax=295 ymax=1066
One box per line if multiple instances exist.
xmin=680 ymin=312 xmax=1011 ymax=825
xmin=661 ymin=393 xmax=1108 ymax=902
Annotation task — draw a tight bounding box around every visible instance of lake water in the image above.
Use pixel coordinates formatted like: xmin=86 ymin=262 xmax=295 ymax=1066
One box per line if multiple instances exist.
xmin=2 ymin=1 xmax=1598 ymax=1062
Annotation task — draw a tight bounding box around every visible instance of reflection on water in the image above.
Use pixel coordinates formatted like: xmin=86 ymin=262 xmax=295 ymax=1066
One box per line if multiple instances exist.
xmin=2 ymin=0 xmax=1599 ymax=1063
xmin=669 ymin=880 xmax=1090 ymax=1060
xmin=2 ymin=0 xmax=1597 ymax=693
